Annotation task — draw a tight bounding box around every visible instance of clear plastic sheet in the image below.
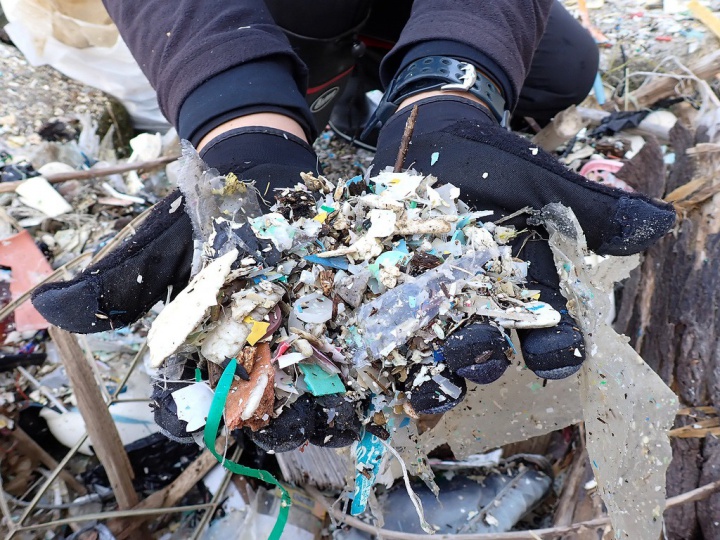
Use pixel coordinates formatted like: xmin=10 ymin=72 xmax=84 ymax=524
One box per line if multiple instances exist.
xmin=542 ymin=203 xmax=677 ymax=539
xmin=423 ymin=204 xmax=677 ymax=539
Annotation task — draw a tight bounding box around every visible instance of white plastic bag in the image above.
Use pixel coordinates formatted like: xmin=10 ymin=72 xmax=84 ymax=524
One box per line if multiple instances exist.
xmin=1 ymin=0 xmax=169 ymax=131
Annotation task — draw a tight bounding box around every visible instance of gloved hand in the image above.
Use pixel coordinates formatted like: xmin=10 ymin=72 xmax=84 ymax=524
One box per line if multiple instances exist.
xmin=370 ymin=96 xmax=675 ymax=415
xmin=31 ymin=127 xmax=318 ymax=333
xmin=30 ymin=127 xmax=364 ymax=446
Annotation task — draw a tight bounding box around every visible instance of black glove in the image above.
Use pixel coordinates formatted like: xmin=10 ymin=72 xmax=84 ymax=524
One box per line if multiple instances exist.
xmin=31 ymin=127 xmax=317 ymax=334
xmin=32 ymin=128 xmax=362 ymax=447
xmin=371 ymin=96 xmax=675 ymax=414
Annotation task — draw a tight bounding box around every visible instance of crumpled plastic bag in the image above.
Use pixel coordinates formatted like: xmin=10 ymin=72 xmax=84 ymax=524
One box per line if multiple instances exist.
xmin=1 ymin=0 xmax=168 ymax=130
xmin=422 ymin=203 xmax=677 ymax=539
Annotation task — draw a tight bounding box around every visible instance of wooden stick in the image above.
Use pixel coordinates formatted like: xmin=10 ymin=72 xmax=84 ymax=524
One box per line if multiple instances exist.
xmin=306 ymin=478 xmax=720 ymax=540
xmin=689 ymin=0 xmax=720 ymax=41
xmin=109 ymin=437 xmax=228 ymax=539
xmin=552 ymin=448 xmax=588 ymax=528
xmin=9 ymin=427 xmax=87 ymax=496
xmin=48 ymin=326 xmax=138 ymax=510
xmin=394 ymin=105 xmax=419 ymax=172
xmin=0 ymin=155 xmax=179 ymax=193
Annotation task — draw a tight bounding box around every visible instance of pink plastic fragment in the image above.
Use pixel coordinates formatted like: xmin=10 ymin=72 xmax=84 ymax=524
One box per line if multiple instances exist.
xmin=0 ymin=230 xmax=53 ymax=332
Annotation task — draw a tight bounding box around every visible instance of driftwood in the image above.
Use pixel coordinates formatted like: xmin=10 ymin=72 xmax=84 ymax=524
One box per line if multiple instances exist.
xmin=614 ymin=117 xmax=720 ymax=538
xmin=532 ymin=105 xmax=588 ymax=151
xmin=623 ymin=49 xmax=720 ymax=110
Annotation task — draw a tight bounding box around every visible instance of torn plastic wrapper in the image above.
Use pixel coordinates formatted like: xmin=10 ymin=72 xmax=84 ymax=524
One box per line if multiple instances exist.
xmin=423 ymin=203 xmax=677 ymax=540
xmin=175 ymin=141 xmax=264 ymax=264
xmin=354 ymin=248 xmax=497 ymax=364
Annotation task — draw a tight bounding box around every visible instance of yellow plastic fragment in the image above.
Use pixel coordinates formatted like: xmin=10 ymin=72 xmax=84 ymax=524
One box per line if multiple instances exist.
xmin=244 ymin=317 xmax=270 ymax=345
xmin=313 ymin=211 xmax=329 ymax=223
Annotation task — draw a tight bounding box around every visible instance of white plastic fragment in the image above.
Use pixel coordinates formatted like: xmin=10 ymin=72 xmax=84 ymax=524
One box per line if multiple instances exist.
xmin=241 ymin=373 xmax=269 ymax=421
xmin=201 ymin=281 xmax=284 ymax=364
xmin=148 ymin=249 xmax=238 ymax=367
xmin=294 ymin=292 xmax=334 ymax=324
xmin=373 ymin=169 xmax=424 ymax=200
xmin=171 ymin=382 xmax=215 ymax=431
xmin=277 ymin=352 xmax=306 ymax=369
xmin=366 ymin=209 xmax=397 ymax=238
xmin=496 ymin=301 xmax=561 ymax=329
xmin=15 ymin=176 xmax=73 ymax=217
xmin=432 ymin=374 xmax=462 ymax=399
xmin=250 ymin=213 xmax=296 ymax=251
xmin=169 ymin=196 xmax=183 ymax=213
xmin=101 ymin=182 xmax=146 ymax=204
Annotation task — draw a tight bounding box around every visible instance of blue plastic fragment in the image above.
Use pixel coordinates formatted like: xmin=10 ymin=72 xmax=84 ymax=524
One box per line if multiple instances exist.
xmin=304 ymin=254 xmax=349 ymax=270
xmin=504 ymin=332 xmax=517 ymax=354
xmin=451 ymin=229 xmax=466 ymax=245
xmin=593 ymin=72 xmax=606 ymax=105
xmin=348 ymin=175 xmax=363 ymax=185
xmin=351 ymin=431 xmax=386 ymax=515
xmin=368 ymin=251 xmax=411 ymax=278
xmin=395 ymin=239 xmax=409 ymax=253
xmin=456 ymin=215 xmax=471 ymax=230
xmin=430 ymin=151 xmax=440 ymax=166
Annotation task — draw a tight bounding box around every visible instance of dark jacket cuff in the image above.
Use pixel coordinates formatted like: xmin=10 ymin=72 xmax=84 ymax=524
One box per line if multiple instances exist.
xmin=178 ymin=58 xmax=317 ymax=146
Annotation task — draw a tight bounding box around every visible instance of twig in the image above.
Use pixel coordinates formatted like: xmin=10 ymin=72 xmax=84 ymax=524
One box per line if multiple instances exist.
xmin=552 ymin=447 xmax=588 ymax=529
xmin=0 ymin=462 xmax=15 ymax=532
xmin=12 ymin=503 xmax=216 ymax=534
xmin=0 ymin=155 xmax=179 ymax=193
xmin=306 ymin=478 xmax=720 ymax=540
xmin=16 ymin=366 xmax=69 ymax=413
xmin=394 ymin=105 xmax=419 ymax=172
xmin=624 ymin=49 xmax=720 ymax=109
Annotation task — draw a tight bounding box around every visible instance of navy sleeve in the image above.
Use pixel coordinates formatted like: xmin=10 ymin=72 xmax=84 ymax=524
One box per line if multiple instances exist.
xmin=380 ymin=0 xmax=555 ymax=107
xmin=102 ymin=0 xmax=310 ymax=131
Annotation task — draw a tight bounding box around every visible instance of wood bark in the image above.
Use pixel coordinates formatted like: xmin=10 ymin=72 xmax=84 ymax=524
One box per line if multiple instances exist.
xmin=614 ymin=120 xmax=720 ymax=539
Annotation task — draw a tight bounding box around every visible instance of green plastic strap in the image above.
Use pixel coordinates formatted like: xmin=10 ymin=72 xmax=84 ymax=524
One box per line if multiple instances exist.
xmin=204 ymin=357 xmax=291 ymax=539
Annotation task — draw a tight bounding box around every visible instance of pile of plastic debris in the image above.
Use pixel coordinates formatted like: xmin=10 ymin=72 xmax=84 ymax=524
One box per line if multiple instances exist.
xmin=147 ymin=145 xmax=563 ymax=452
